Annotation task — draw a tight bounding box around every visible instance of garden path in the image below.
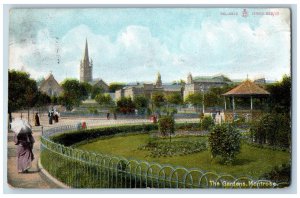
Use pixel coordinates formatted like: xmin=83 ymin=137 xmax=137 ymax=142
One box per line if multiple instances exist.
xmin=7 ymin=114 xmax=199 ymax=189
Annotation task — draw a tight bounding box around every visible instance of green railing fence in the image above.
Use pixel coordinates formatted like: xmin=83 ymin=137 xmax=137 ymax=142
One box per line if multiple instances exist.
xmin=40 ymin=124 xmax=286 ymax=188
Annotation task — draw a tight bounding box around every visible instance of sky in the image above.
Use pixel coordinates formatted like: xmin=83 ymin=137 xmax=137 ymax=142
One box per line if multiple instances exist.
xmin=9 ymin=8 xmax=291 ymax=83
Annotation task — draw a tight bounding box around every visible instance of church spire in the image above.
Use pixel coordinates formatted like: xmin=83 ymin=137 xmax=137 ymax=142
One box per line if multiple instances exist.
xmin=80 ymin=38 xmax=93 ymax=83
xmin=84 ymin=38 xmax=89 ymax=61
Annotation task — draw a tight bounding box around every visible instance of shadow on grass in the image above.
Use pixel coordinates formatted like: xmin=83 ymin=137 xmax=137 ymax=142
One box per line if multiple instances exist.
xmin=215 ymin=158 xmax=254 ymax=166
xmin=231 ymin=158 xmax=254 ymax=166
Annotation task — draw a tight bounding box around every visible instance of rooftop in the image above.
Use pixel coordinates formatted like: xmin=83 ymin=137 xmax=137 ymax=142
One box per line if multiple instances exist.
xmin=223 ymin=80 xmax=270 ymax=96
xmin=193 ymin=75 xmax=231 ymax=83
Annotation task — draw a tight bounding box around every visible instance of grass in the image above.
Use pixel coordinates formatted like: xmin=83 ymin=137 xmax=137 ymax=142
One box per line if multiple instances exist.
xmin=77 ymin=133 xmax=291 ymax=179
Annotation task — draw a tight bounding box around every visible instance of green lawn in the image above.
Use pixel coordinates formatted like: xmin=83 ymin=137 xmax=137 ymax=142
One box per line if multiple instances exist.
xmin=76 ymin=133 xmax=290 ymax=179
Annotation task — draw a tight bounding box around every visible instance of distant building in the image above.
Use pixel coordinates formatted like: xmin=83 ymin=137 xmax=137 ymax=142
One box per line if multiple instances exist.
xmin=254 ymin=77 xmax=266 ymax=84
xmin=115 ymin=73 xmax=182 ymax=101
xmin=90 ymin=78 xmax=109 ymax=92
xmin=80 ymin=39 xmax=93 ymax=83
xmin=183 ymin=73 xmax=231 ymax=100
xmin=39 ymin=73 xmax=63 ymax=97
xmin=115 ymin=89 xmax=125 ymax=100
xmin=163 ymin=84 xmax=183 ymax=95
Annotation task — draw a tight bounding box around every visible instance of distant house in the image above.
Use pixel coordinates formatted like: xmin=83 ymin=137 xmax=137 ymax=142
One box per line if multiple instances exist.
xmin=90 ymin=78 xmax=109 ymax=92
xmin=39 ymin=73 xmax=63 ymax=97
xmin=183 ymin=73 xmax=231 ymax=100
xmin=254 ymin=77 xmax=266 ymax=85
xmin=163 ymin=84 xmax=183 ymax=95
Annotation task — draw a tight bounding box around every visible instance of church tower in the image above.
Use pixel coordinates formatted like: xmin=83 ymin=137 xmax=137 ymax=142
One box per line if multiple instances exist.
xmin=155 ymin=72 xmax=162 ymax=88
xmin=187 ymin=73 xmax=193 ymax=84
xmin=80 ymin=39 xmax=93 ymax=82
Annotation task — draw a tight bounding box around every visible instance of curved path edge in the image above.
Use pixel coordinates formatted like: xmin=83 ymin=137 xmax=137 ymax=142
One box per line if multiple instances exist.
xmin=37 ymin=158 xmax=70 ymax=189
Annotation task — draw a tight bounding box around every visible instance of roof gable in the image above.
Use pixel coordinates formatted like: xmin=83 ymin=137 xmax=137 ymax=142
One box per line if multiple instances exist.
xmin=39 ymin=74 xmax=61 ymax=89
xmin=223 ymin=80 xmax=270 ymax=96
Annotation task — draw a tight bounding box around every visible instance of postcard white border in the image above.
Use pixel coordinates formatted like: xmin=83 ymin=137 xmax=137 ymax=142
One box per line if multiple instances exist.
xmin=1 ymin=1 xmax=298 ymax=196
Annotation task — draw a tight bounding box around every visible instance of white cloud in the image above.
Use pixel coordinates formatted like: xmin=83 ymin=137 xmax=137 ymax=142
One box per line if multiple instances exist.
xmin=9 ymin=9 xmax=290 ymax=83
xmin=177 ymin=11 xmax=290 ymax=81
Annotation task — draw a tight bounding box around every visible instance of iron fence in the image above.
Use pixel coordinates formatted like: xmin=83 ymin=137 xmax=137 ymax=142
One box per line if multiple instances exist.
xmin=40 ymin=125 xmax=287 ymax=188
xmin=60 ymin=112 xmax=200 ymax=119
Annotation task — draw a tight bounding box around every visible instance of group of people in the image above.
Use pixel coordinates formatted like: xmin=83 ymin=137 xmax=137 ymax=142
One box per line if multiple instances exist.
xmin=12 ymin=107 xmax=60 ymax=174
xmin=48 ymin=108 xmax=60 ymax=125
xmin=33 ymin=107 xmax=60 ymax=126
xmin=11 ymin=107 xmax=60 ymax=174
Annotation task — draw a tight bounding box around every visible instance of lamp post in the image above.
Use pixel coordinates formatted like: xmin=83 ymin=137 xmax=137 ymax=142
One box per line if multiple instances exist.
xmin=200 ymin=85 xmax=205 ymax=114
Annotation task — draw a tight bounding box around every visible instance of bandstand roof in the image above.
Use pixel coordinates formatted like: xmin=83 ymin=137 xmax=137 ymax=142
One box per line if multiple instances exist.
xmin=223 ymin=80 xmax=270 ymax=97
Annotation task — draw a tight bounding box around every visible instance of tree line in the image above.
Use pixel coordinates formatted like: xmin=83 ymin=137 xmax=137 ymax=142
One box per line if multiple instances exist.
xmin=9 ymin=69 xmax=291 ymax=117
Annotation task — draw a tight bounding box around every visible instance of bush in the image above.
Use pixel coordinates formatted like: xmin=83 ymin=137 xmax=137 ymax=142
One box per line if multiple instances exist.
xmin=209 ymin=124 xmax=241 ymax=164
xmin=95 ymin=93 xmax=113 ymax=106
xmin=262 ymin=163 xmax=290 ymax=187
xmin=88 ymin=107 xmax=98 ymax=114
xmin=250 ymin=113 xmax=291 ymax=148
xmin=158 ymin=115 xmax=175 ymax=136
xmin=201 ymin=116 xmax=215 ymax=131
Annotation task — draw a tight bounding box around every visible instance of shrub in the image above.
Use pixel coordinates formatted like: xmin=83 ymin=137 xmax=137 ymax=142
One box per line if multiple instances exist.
xmin=262 ymin=163 xmax=290 ymax=187
xmin=209 ymin=124 xmax=241 ymax=164
xmin=88 ymin=107 xmax=98 ymax=114
xmin=158 ymin=115 xmax=175 ymax=137
xmin=201 ymin=116 xmax=215 ymax=131
xmin=250 ymin=113 xmax=291 ymax=148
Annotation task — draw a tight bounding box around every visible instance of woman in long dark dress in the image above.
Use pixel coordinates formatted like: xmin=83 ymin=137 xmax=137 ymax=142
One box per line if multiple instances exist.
xmin=34 ymin=113 xmax=40 ymax=126
xmin=48 ymin=110 xmax=53 ymax=124
xmin=14 ymin=132 xmax=35 ymax=173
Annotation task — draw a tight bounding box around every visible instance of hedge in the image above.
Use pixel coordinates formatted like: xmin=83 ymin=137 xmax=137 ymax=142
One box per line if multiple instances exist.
xmin=50 ymin=122 xmax=201 ymax=146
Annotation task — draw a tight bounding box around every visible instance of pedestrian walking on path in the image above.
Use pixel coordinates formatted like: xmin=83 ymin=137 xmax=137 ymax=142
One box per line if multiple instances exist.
xmin=35 ymin=112 xmax=40 ymax=126
xmin=48 ymin=108 xmax=54 ymax=125
xmin=11 ymin=118 xmax=35 ymax=173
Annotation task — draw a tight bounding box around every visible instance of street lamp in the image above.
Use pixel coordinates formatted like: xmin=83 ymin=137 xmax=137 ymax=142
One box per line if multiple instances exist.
xmin=200 ymin=85 xmax=205 ymax=114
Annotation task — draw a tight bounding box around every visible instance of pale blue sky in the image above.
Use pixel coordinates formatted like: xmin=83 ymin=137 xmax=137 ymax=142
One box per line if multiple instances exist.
xmin=9 ymin=8 xmax=291 ymax=83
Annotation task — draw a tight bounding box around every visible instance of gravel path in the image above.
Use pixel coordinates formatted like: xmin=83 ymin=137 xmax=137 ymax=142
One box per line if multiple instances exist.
xmin=7 ymin=114 xmax=199 ymax=189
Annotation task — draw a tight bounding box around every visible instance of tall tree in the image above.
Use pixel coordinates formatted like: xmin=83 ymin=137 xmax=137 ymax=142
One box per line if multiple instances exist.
xmin=266 ymin=75 xmax=291 ymax=114
xmin=81 ymin=82 xmax=92 ymax=97
xmin=59 ymin=79 xmax=88 ymax=110
xmin=116 ymin=97 xmax=135 ymax=114
xmin=9 ymin=70 xmax=39 ymax=122
xmin=185 ymin=92 xmax=203 ymax=107
xmin=165 ymin=92 xmax=183 ymax=106
xmin=133 ymin=95 xmax=149 ymax=114
xmin=109 ymin=82 xmax=126 ymax=93
xmin=151 ymin=92 xmax=166 ymax=115
xmin=151 ymin=92 xmax=166 ymax=108
xmin=95 ymin=93 xmax=113 ymax=107
xmin=91 ymin=84 xmax=104 ymax=99
xmin=35 ymin=92 xmax=51 ymax=107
